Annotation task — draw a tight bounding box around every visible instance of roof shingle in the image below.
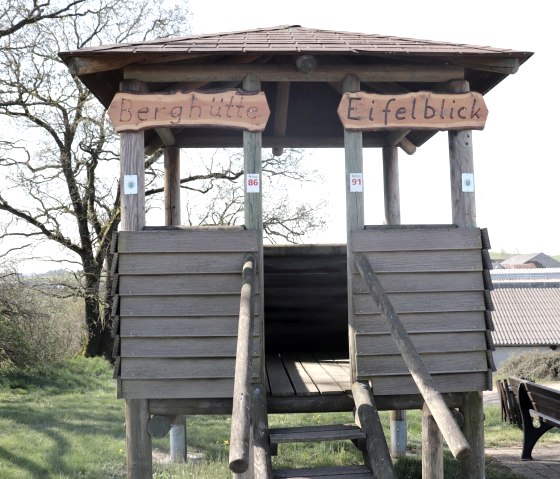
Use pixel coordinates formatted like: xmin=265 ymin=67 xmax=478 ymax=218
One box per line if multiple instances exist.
xmin=491 ymin=287 xmax=560 ymax=346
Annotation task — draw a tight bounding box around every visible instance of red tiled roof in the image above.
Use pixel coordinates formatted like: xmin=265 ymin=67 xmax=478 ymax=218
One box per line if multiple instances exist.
xmin=65 ymin=25 xmax=529 ymax=58
xmin=491 ymin=288 xmax=560 ymax=346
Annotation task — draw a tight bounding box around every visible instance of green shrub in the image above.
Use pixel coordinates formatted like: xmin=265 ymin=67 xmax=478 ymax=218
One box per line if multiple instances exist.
xmin=0 ymin=272 xmax=84 ymax=367
xmin=498 ymin=350 xmax=560 ymax=381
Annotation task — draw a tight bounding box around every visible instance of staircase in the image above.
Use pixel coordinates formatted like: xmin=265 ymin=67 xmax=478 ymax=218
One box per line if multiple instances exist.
xmin=269 ymin=424 xmax=374 ymax=479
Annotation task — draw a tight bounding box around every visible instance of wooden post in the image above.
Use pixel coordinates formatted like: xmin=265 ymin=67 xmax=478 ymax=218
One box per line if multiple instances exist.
xmin=352 ymin=381 xmax=396 ymax=479
xmin=164 ymin=146 xmax=181 ymax=226
xmin=383 ymin=145 xmax=407 ymax=457
xmin=382 ymin=146 xmax=401 ymax=226
xmin=422 ymin=403 xmax=444 ymax=479
xmin=120 ymin=80 xmax=147 ymax=232
xmin=125 ymin=399 xmax=152 ymax=479
xmin=343 ymin=74 xmax=364 ymax=383
xmin=448 ymin=80 xmax=476 ymax=228
xmin=243 ymin=73 xmax=265 ymax=384
xmin=120 ymin=79 xmax=151 ymax=479
xmin=252 ymin=384 xmax=272 ymax=479
xmin=163 ymin=145 xmax=186 ymax=462
xmin=448 ymin=79 xmax=485 ymax=479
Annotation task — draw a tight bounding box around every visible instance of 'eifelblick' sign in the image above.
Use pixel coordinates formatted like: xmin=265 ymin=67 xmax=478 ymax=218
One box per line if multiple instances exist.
xmin=108 ymin=90 xmax=270 ymax=132
xmin=338 ymin=91 xmax=487 ymax=130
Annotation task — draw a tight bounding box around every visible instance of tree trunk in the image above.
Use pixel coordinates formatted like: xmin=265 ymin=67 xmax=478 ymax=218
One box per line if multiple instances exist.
xmin=82 ymin=260 xmax=114 ymax=358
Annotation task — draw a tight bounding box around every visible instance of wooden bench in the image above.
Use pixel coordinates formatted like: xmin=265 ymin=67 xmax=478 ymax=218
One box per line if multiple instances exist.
xmin=509 ymin=377 xmax=560 ymax=460
xmin=496 ymin=379 xmax=521 ymax=427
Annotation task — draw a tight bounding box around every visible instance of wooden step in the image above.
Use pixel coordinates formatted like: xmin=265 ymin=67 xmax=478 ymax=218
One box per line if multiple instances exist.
xmin=273 ymin=465 xmax=374 ymax=478
xmin=269 ymin=424 xmax=365 ymax=445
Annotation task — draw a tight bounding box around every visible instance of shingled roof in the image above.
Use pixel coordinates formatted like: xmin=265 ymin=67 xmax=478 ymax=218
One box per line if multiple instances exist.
xmin=491 ymin=287 xmax=560 ymax=346
xmin=59 ymin=25 xmax=533 ymax=152
xmin=63 ymin=25 xmax=529 ymax=58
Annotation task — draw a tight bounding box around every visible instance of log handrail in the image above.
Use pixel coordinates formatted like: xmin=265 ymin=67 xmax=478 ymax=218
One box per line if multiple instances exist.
xmin=229 ymin=254 xmax=257 ymax=474
xmin=354 ymin=253 xmax=471 ymax=461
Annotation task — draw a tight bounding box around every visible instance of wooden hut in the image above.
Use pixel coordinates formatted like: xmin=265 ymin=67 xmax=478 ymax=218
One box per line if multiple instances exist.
xmin=59 ymin=25 xmax=532 ymax=478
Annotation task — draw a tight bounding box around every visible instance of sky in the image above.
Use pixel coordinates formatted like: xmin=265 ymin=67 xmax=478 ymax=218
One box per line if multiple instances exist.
xmin=184 ymin=0 xmax=558 ymax=255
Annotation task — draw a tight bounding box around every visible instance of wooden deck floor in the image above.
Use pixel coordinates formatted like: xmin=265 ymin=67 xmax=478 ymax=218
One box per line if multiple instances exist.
xmin=265 ymin=353 xmax=351 ymax=398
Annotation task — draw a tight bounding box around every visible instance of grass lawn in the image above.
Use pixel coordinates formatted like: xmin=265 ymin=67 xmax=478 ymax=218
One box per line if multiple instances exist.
xmin=1 ymin=357 xmax=559 ymax=478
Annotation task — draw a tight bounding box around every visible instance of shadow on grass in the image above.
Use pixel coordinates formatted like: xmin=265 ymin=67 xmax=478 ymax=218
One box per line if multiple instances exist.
xmin=392 ymin=452 xmax=526 ymax=479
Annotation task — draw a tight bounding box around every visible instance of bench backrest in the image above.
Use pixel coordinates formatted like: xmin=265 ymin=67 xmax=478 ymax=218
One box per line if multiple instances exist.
xmin=509 ymin=377 xmax=560 ymax=423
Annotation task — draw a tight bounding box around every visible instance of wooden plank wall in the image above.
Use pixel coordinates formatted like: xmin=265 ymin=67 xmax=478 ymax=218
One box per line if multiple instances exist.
xmin=112 ymin=227 xmax=260 ymax=399
xmin=264 ymin=245 xmax=348 ymax=353
xmin=351 ymin=226 xmax=494 ymax=395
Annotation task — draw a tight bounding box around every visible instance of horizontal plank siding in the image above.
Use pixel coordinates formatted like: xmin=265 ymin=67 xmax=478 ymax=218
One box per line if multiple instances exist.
xmin=121 ymin=378 xmax=236 ymax=399
xmin=356 ymin=331 xmax=487 ymax=355
xmin=357 ymin=351 xmax=488 ymax=376
xmin=367 ymin=372 xmax=488 ymax=395
xmin=119 ymin=274 xmax=247 ymax=295
xmin=118 ymin=229 xmax=258 ymax=253
xmin=355 ymin=250 xmax=482 ymax=273
xmin=121 ymin=337 xmax=260 ymax=358
xmin=355 ymin=311 xmax=486 ymax=334
xmin=115 ymin=228 xmax=260 ymax=400
xmin=120 ymin=294 xmax=260 ymax=317
xmin=353 ymin=291 xmax=485 ymax=314
xmin=120 ymin=316 xmax=261 ymax=337
xmin=352 ymin=227 xmax=491 ymax=394
xmin=353 ymin=227 xmax=481 ymax=251
xmin=352 ymin=271 xmax=484 ymax=293
xmin=118 ymin=252 xmax=250 ymax=274
xmin=120 ymin=357 xmax=261 ymax=380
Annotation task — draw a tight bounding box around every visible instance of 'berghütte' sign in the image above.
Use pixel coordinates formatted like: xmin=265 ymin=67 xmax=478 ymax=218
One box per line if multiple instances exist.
xmin=337 ymin=91 xmax=487 ymax=130
xmin=108 ymin=90 xmax=270 ymax=132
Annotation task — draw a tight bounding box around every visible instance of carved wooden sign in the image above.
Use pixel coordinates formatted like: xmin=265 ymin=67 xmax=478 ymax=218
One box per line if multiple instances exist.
xmin=107 ymin=90 xmax=270 ymax=132
xmin=337 ymin=91 xmax=488 ymax=130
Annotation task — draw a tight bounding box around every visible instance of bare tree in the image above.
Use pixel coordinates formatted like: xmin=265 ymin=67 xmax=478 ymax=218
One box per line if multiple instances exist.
xmin=0 ymin=0 xmax=190 ymax=357
xmin=0 ymin=2 xmax=326 ymax=357
xmin=0 ymin=0 xmax=87 ymax=39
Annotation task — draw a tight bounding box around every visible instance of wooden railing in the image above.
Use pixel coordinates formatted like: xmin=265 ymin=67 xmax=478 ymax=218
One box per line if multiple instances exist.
xmin=229 ymin=254 xmax=257 ymax=474
xmin=354 ymin=253 xmax=471 ymax=461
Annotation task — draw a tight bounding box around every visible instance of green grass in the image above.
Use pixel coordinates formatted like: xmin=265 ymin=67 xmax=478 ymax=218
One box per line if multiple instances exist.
xmin=2 ymin=358 xmax=557 ymax=478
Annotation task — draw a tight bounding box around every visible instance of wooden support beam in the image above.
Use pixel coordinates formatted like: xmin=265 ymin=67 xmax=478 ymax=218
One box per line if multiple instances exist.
xmin=448 ymin=79 xmax=476 ymax=227
xmin=447 ymin=80 xmax=484 ymax=478
xmin=385 ymin=129 xmax=411 ymax=146
xmin=243 ymin=73 xmax=265 ymax=384
xmin=460 ymin=391 xmax=485 ymax=479
xmin=398 ymin=136 xmax=417 ymax=155
xmin=120 ymin=80 xmax=150 ymax=479
xmin=354 ymin=253 xmax=471 ymax=462
xmin=352 ymin=381 xmax=397 ymax=479
xmin=422 ymin=403 xmax=444 ymax=479
xmin=382 ymin=144 xmax=405 ymax=457
xmin=155 ymin=127 xmax=175 ymax=146
xmin=252 ymin=384 xmax=273 ymax=479
xmin=124 ymin=63 xmax=465 ymax=83
xmin=451 ymin=57 xmax=520 ymax=75
xmin=172 ymin=134 xmax=387 ymax=149
xmin=125 ymin=399 xmax=152 ymax=479
xmin=164 ymin=147 xmax=181 ymax=227
xmin=272 ymin=82 xmax=291 ymax=156
xmin=295 ymin=55 xmax=318 ymax=74
xmin=119 ymin=80 xmax=147 ymax=232
xmin=343 ymin=74 xmax=364 ymax=384
xmin=383 ymin=146 xmax=401 ymax=227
